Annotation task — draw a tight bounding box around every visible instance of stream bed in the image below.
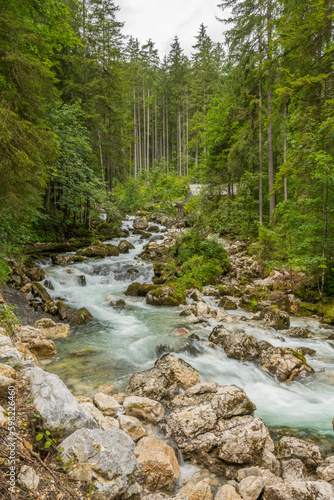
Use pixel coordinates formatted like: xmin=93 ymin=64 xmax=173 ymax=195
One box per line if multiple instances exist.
xmin=37 ymin=217 xmax=334 ymax=442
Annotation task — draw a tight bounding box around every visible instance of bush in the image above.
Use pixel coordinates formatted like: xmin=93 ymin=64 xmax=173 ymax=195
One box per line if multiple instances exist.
xmin=172 ymin=230 xmax=229 ymax=269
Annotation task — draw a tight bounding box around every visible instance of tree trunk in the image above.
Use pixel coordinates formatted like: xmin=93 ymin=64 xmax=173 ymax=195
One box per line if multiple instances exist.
xmin=284 ymin=101 xmax=288 ymax=201
xmin=267 ymin=0 xmax=275 ymax=217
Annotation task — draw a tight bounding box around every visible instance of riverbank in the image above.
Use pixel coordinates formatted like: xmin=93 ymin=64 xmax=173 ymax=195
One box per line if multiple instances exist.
xmin=1 ymin=214 xmax=334 ymax=499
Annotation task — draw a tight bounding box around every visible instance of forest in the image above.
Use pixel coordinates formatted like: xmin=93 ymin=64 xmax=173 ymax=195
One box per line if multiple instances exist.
xmin=1 ymin=0 xmax=334 ymax=301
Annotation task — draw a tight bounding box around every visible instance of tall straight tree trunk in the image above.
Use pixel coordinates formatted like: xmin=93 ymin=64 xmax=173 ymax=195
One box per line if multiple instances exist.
xmin=186 ymin=92 xmax=189 ymax=176
xmin=133 ymin=84 xmax=137 ymax=179
xmin=98 ymin=130 xmax=104 ymax=183
xmin=162 ymin=96 xmax=166 ymax=159
xmin=178 ymin=105 xmax=182 ymax=175
xmin=166 ymin=98 xmax=169 ymax=173
xmin=138 ymin=95 xmax=142 ymax=173
xmin=155 ymin=98 xmax=158 ymax=163
xmin=147 ymin=88 xmax=150 ymax=181
xmin=284 ymin=101 xmax=288 ymax=201
xmin=267 ymin=0 xmax=275 ymax=217
xmin=259 ymin=28 xmax=263 ymax=224
xmin=82 ymin=0 xmax=88 ymax=114
xmin=143 ymin=83 xmax=146 ymax=172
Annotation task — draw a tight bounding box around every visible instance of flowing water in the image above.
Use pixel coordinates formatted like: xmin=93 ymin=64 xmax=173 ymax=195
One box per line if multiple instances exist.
xmin=37 ymin=217 xmax=334 ymax=439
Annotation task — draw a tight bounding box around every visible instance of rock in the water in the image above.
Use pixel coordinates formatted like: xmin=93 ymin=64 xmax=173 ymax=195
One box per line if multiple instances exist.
xmin=78 ymin=275 xmax=86 ymax=286
xmin=133 ymin=217 xmax=149 ymax=230
xmin=80 ymin=402 xmax=119 ymax=431
xmin=26 ymin=268 xmax=45 ymax=282
xmin=17 ymin=465 xmax=40 ymax=491
xmin=219 ymin=296 xmax=239 ymax=310
xmin=25 ymin=367 xmax=98 ymax=439
xmin=213 ymin=331 xmax=261 ymax=361
xmin=179 ymin=478 xmax=213 ymax=500
xmin=33 ymin=318 xmax=70 ymax=339
xmin=260 ymin=347 xmax=314 ymax=382
xmin=188 ymin=289 xmax=203 ymax=302
xmin=123 ymin=396 xmax=165 ymax=423
xmin=16 ymin=326 xmax=56 ymax=358
xmin=174 ymin=328 xmax=191 ymax=337
xmin=61 ymin=429 xmax=139 ymax=500
xmin=147 ymin=287 xmax=186 ymax=306
xmin=125 ymin=282 xmax=158 ymax=297
xmin=215 ymin=484 xmax=242 ymax=500
xmin=134 ymin=436 xmax=180 ymax=493
xmin=259 ymin=307 xmax=290 ymax=330
xmin=284 ymin=327 xmax=312 ymax=338
xmin=57 ymin=302 xmax=93 ymax=325
xmin=275 ymin=436 xmax=322 ymax=468
xmin=118 ymin=240 xmax=135 ymax=253
xmin=93 ymin=393 xmax=120 ymax=416
xmin=317 ymin=456 xmax=334 ymax=481
xmin=155 ymin=354 xmax=201 ymax=390
xmin=118 ymin=415 xmax=146 ymax=442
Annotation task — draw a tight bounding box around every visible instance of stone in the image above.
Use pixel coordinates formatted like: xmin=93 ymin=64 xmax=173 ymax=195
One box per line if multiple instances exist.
xmin=0 ymin=334 xmax=13 ymax=348
xmin=61 ymin=429 xmax=139 ymax=500
xmin=155 ymin=354 xmax=201 ymax=390
xmin=0 ymin=375 xmax=15 ymax=397
xmin=238 ymin=476 xmax=265 ymax=500
xmin=25 ymin=367 xmax=98 ymax=439
xmin=260 ymin=347 xmax=314 ymax=383
xmin=215 ymin=485 xmax=242 ymax=500
xmin=284 ymin=327 xmax=312 ymax=338
xmin=213 ymin=331 xmax=261 ymax=361
xmin=219 ymin=297 xmax=239 ymax=310
xmin=179 ymin=478 xmax=212 ymax=500
xmin=133 ymin=217 xmax=149 ymax=230
xmin=118 ymin=240 xmax=135 ymax=253
xmin=0 ymin=363 xmax=16 ymax=379
xmin=80 ymin=402 xmax=119 ymax=431
xmin=281 ymin=459 xmax=308 ymax=481
xmin=93 ymin=393 xmax=120 ymax=416
xmin=34 ymin=318 xmax=71 ymax=339
xmin=125 ymin=282 xmax=159 ymax=296
xmin=17 ymin=465 xmax=40 ymax=491
xmin=0 ymin=404 xmax=8 ymax=425
xmin=188 ymin=289 xmax=203 ymax=302
xmin=123 ymin=396 xmax=165 ymax=423
xmin=96 ymin=383 xmax=116 ymax=395
xmin=262 ymin=478 xmax=334 ymax=500
xmin=317 ymin=456 xmax=334 ymax=481
xmin=118 ymin=415 xmax=146 ymax=442
xmin=126 ymin=367 xmax=179 ymax=401
xmin=135 ymin=436 xmax=180 ymax=493
xmin=259 ymin=307 xmax=290 ymax=330
xmin=275 ymin=436 xmax=322 ymax=468
xmin=148 ymin=225 xmax=160 ymax=233
xmin=26 ymin=267 xmax=45 ymax=282
xmin=57 ymin=302 xmax=93 ymax=325
xmin=16 ymin=326 xmax=56 ymax=358
xmin=174 ymin=328 xmax=191 ymax=336
xmin=78 ymin=275 xmax=86 ymax=286
xmin=147 ymin=287 xmax=186 ymax=306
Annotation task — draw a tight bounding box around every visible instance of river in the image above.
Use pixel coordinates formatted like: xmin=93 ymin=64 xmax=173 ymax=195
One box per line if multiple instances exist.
xmin=37 ymin=217 xmax=334 ymax=440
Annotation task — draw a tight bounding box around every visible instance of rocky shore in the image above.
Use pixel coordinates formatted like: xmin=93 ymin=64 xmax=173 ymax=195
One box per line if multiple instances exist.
xmin=1 ymin=214 xmax=334 ymax=499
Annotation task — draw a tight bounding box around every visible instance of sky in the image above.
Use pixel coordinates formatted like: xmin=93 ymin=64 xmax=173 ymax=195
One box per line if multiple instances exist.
xmin=116 ymin=0 xmax=226 ymax=57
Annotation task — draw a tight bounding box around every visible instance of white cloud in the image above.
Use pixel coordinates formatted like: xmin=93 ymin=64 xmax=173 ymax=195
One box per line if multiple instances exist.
xmin=116 ymin=0 xmax=226 ymax=57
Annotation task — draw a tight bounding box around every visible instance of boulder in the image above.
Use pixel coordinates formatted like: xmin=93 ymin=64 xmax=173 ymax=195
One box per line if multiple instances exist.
xmin=93 ymin=393 xmax=120 ymax=417
xmin=238 ymin=476 xmax=265 ymax=500
xmin=155 ymin=354 xmax=201 ymax=390
xmin=80 ymin=402 xmax=119 ymax=431
xmin=25 ymin=367 xmax=98 ymax=439
xmin=317 ymin=456 xmax=334 ymax=481
xmin=275 ymin=436 xmax=322 ymax=468
xmin=26 ymin=268 xmax=45 ymax=282
xmin=148 ymin=225 xmax=160 ymax=233
xmin=79 ymin=245 xmax=109 ymax=257
xmin=33 ymin=318 xmax=70 ymax=339
xmin=110 ymin=299 xmax=127 ymax=308
xmin=211 ymin=331 xmax=261 ymax=361
xmin=0 ymin=363 xmax=16 ymax=379
xmin=126 ymin=367 xmax=179 ymax=401
xmin=260 ymin=347 xmax=315 ymax=383
xmin=135 ymin=436 xmax=180 ymax=493
xmin=125 ymin=282 xmax=159 ymax=297
xmin=118 ymin=415 xmax=146 ymax=442
xmin=259 ymin=307 xmax=290 ymax=330
xmin=262 ymin=478 xmax=334 ymax=500
xmin=179 ymin=478 xmax=212 ymax=500
xmin=281 ymin=459 xmax=308 ymax=481
xmin=123 ymin=396 xmax=165 ymax=423
xmin=0 ymin=334 xmax=13 ymax=348
xmin=118 ymin=240 xmax=135 ymax=254
xmin=57 ymin=302 xmax=93 ymax=325
xmin=219 ymin=297 xmax=239 ymax=310
xmin=283 ymin=327 xmax=312 ymax=338
xmin=174 ymin=328 xmax=191 ymax=337
xmin=147 ymin=287 xmax=186 ymax=306
xmin=133 ymin=217 xmax=149 ymax=230
xmin=61 ymin=429 xmax=139 ymax=500
xmin=16 ymin=326 xmax=56 ymax=358
xmin=0 ymin=375 xmax=15 ymax=397
xmin=188 ymin=289 xmax=203 ymax=302
xmin=215 ymin=485 xmax=242 ymax=500
xmin=17 ymin=465 xmax=40 ymax=491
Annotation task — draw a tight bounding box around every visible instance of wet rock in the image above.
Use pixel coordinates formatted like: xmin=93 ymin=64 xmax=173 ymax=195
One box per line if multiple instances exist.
xmin=317 ymin=456 xmax=334 ymax=481
xmin=93 ymin=393 xmax=120 ymax=417
xmin=61 ymin=429 xmax=139 ymax=499
xmin=25 ymin=367 xmax=98 ymax=439
xmin=179 ymin=478 xmax=212 ymax=500
xmin=78 ymin=275 xmax=86 ymax=286
xmin=16 ymin=326 xmax=56 ymax=358
xmin=281 ymin=459 xmax=308 ymax=481
xmin=215 ymin=484 xmax=242 ymax=500
xmin=188 ymin=289 xmax=203 ymax=302
xmin=118 ymin=240 xmax=135 ymax=254
xmin=140 ymin=231 xmax=152 ymax=240
xmin=174 ymin=328 xmax=191 ymax=336
xmin=140 ymin=242 xmax=170 ymax=262
xmin=80 ymin=402 xmax=119 ymax=431
xmin=79 ymin=245 xmax=109 ymax=257
xmin=135 ymin=436 xmax=180 ymax=493
xmin=110 ymin=299 xmax=127 ymax=308
xmin=148 ymin=225 xmax=160 ymax=233
xmin=123 ymin=395 xmax=165 ymax=422
xmin=126 ymin=367 xmax=179 ymax=401
xmin=118 ymin=415 xmax=146 ymax=442
xmin=155 ymin=354 xmax=201 ymax=390
xmin=260 ymin=347 xmax=315 ymax=382
xmin=33 ymin=318 xmax=70 ymax=339
xmin=133 ymin=217 xmax=149 ymax=230
xmin=259 ymin=307 xmax=290 ymax=330
xmin=219 ymin=297 xmax=239 ymax=310
xmin=147 ymin=287 xmax=186 ymax=306
xmin=26 ymin=268 xmax=45 ymax=282
xmin=57 ymin=302 xmax=93 ymax=325
xmin=214 ymin=331 xmax=261 ymax=361
xmin=17 ymin=465 xmax=40 ymax=491
xmin=284 ymin=327 xmax=312 ymax=338
xmin=275 ymin=436 xmax=322 ymax=468
xmin=125 ymin=282 xmax=159 ymax=297
xmin=297 ymin=347 xmax=316 ymax=357
xmin=238 ymin=476 xmax=265 ymax=500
